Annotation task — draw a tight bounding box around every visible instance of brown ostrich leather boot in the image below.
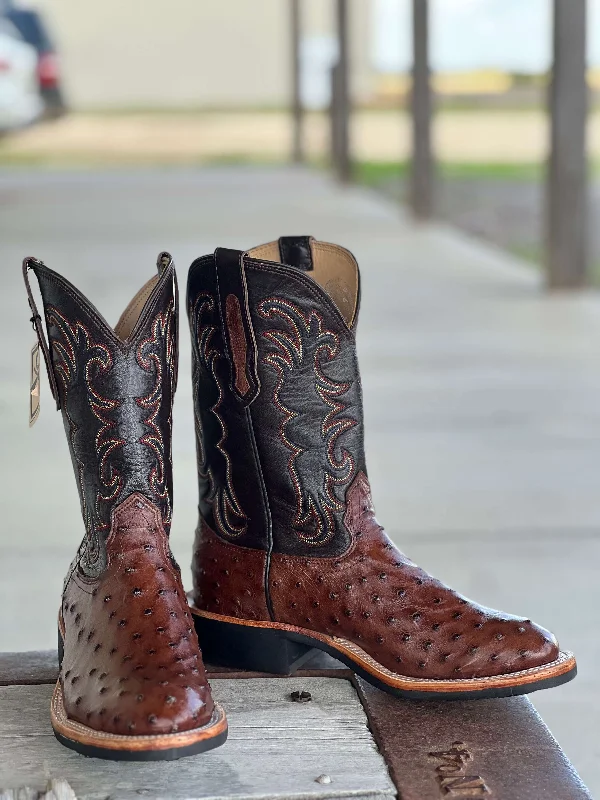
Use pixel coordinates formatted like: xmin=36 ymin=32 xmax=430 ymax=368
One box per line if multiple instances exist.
xmin=187 ymin=237 xmax=576 ymax=700
xmin=23 ymin=254 xmax=226 ymax=760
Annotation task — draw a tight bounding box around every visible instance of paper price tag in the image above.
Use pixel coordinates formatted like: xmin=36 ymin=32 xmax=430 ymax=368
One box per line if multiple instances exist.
xmin=29 ymin=341 xmax=41 ymax=427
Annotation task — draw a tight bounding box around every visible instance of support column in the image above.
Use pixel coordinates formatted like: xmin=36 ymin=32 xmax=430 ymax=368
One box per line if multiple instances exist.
xmin=409 ymin=0 xmax=433 ymax=219
xmin=332 ymin=0 xmax=351 ymax=183
xmin=546 ymin=0 xmax=588 ymax=288
xmin=290 ymin=0 xmax=303 ymax=163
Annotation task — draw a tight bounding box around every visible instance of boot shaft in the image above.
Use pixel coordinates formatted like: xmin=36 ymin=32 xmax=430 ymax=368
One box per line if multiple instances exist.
xmin=25 ymin=255 xmax=178 ymax=575
xmin=187 ymin=237 xmax=366 ymax=558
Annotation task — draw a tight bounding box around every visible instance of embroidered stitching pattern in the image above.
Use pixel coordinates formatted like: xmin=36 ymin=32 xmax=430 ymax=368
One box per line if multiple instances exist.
xmin=191 ymin=292 xmax=247 ymax=538
xmin=47 ymin=307 xmax=122 ymax=573
xmin=258 ymin=297 xmax=356 ymax=546
xmin=135 ymin=299 xmax=176 ymax=527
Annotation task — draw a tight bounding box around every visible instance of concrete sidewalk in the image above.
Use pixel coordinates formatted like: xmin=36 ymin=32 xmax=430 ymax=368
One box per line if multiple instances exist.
xmin=0 ymin=166 xmax=598 ymax=791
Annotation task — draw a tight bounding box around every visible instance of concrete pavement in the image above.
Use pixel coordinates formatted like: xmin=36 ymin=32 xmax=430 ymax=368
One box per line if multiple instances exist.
xmin=0 ymin=166 xmax=599 ymax=792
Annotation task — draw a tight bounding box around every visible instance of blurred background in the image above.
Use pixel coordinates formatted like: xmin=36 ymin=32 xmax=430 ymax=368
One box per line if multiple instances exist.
xmin=1 ymin=0 xmax=599 ymax=794
xmin=1 ymin=0 xmax=600 ymax=270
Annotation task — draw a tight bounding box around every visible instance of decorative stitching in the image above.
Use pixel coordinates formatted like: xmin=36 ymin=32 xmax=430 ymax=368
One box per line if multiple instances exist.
xmin=48 ymin=307 xmax=122 ymax=574
xmin=258 ymin=297 xmax=356 ymax=546
xmin=135 ymin=300 xmax=176 ymax=526
xmin=48 ymin=298 xmax=176 ymax=579
xmin=37 ymin=264 xmax=174 ymax=353
xmin=247 ymin=261 xmax=354 ymax=337
xmin=191 ymin=292 xmax=247 ymax=538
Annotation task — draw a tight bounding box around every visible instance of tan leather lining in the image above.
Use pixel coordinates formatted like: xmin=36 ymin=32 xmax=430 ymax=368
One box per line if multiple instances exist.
xmin=114 ymin=276 xmax=159 ymax=341
xmin=248 ymin=242 xmax=279 ymax=261
xmin=247 ymin=239 xmax=359 ymax=327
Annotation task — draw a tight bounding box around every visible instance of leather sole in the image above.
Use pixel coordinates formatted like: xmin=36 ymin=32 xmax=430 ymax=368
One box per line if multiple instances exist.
xmin=191 ymin=606 xmax=577 ymax=700
xmin=55 ymin=623 xmax=228 ymax=760
xmin=51 ymin=682 xmax=228 ymax=761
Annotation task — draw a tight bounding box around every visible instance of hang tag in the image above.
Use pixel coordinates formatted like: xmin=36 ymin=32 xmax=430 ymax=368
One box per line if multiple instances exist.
xmin=29 ymin=341 xmax=40 ymax=427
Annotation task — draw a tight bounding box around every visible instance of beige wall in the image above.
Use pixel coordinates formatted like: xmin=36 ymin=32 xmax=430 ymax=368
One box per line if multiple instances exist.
xmin=36 ymin=0 xmax=374 ymax=109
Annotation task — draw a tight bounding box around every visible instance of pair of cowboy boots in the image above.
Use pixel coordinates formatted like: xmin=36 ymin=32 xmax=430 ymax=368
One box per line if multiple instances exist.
xmin=23 ymin=237 xmax=576 ymax=761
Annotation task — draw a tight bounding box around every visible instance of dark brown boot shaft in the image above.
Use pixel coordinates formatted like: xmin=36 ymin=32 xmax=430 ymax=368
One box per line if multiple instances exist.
xmin=29 ymin=255 xmax=177 ymax=570
xmin=188 ymin=238 xmax=365 ymax=559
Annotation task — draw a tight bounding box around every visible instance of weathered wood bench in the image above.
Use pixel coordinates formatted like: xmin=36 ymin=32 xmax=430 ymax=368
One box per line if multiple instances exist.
xmin=0 ymin=651 xmax=592 ymax=800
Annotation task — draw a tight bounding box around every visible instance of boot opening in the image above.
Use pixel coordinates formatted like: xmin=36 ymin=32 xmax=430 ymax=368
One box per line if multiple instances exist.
xmin=114 ymin=275 xmax=160 ymax=341
xmin=114 ymin=252 xmax=173 ymax=341
xmin=248 ymin=239 xmax=359 ymax=328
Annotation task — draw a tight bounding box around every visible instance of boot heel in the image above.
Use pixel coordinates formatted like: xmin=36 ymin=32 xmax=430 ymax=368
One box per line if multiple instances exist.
xmin=195 ymin=613 xmax=317 ymax=675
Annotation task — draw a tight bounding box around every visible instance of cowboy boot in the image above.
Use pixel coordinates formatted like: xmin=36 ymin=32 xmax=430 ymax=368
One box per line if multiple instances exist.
xmin=23 ymin=254 xmax=226 ymax=759
xmin=187 ymin=237 xmax=576 ymax=700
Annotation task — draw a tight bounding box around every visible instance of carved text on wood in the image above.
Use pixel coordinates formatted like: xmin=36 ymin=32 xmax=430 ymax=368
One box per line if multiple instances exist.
xmin=428 ymin=741 xmax=490 ymax=797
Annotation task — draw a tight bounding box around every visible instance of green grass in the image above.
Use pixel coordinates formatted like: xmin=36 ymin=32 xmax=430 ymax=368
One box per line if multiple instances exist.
xmin=0 ymin=148 xmax=282 ymax=169
xmin=353 ymin=159 xmax=600 ymax=285
xmin=355 ymin=159 xmax=600 ymax=187
xmin=354 ymin=160 xmax=545 ymax=186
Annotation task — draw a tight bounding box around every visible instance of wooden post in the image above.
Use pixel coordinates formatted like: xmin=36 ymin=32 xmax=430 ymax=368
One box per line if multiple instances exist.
xmin=546 ymin=0 xmax=588 ymax=288
xmin=290 ymin=0 xmax=303 ymax=163
xmin=330 ymin=63 xmax=341 ymax=171
xmin=409 ymin=0 xmax=433 ymax=219
xmin=332 ymin=0 xmax=351 ymax=183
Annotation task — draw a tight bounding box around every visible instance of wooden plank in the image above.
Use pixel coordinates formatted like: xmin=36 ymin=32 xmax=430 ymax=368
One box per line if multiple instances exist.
xmin=0 ymin=679 xmax=395 ymax=800
xmin=356 ymin=677 xmax=592 ymax=800
xmin=0 ymin=650 xmax=345 ymax=687
xmin=290 ymin=0 xmax=304 ymax=163
xmin=546 ymin=0 xmax=588 ymax=288
xmin=0 ymin=652 xmax=593 ymax=798
xmin=409 ymin=0 xmax=434 ymax=219
xmin=0 ymin=778 xmax=77 ymax=800
xmin=0 ymin=652 xmax=59 ymax=687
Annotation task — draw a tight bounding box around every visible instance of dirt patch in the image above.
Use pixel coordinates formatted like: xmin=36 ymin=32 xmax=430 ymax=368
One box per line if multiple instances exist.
xmin=3 ymin=110 xmax=600 ymax=166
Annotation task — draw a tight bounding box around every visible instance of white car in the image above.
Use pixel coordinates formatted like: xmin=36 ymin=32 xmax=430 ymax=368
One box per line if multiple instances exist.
xmin=0 ymin=18 xmax=43 ymax=132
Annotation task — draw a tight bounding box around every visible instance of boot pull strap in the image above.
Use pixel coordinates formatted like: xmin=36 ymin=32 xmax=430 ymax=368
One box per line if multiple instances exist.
xmin=22 ymin=257 xmax=61 ymax=410
xmin=156 ymin=251 xmax=172 ymax=276
xmin=156 ymin=251 xmax=179 ymax=395
xmin=278 ymin=235 xmax=314 ymax=271
xmin=214 ymin=247 xmax=260 ymax=406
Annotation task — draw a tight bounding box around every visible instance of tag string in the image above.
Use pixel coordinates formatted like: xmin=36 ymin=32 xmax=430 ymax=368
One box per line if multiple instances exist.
xmin=22 ymin=257 xmax=61 ymax=411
